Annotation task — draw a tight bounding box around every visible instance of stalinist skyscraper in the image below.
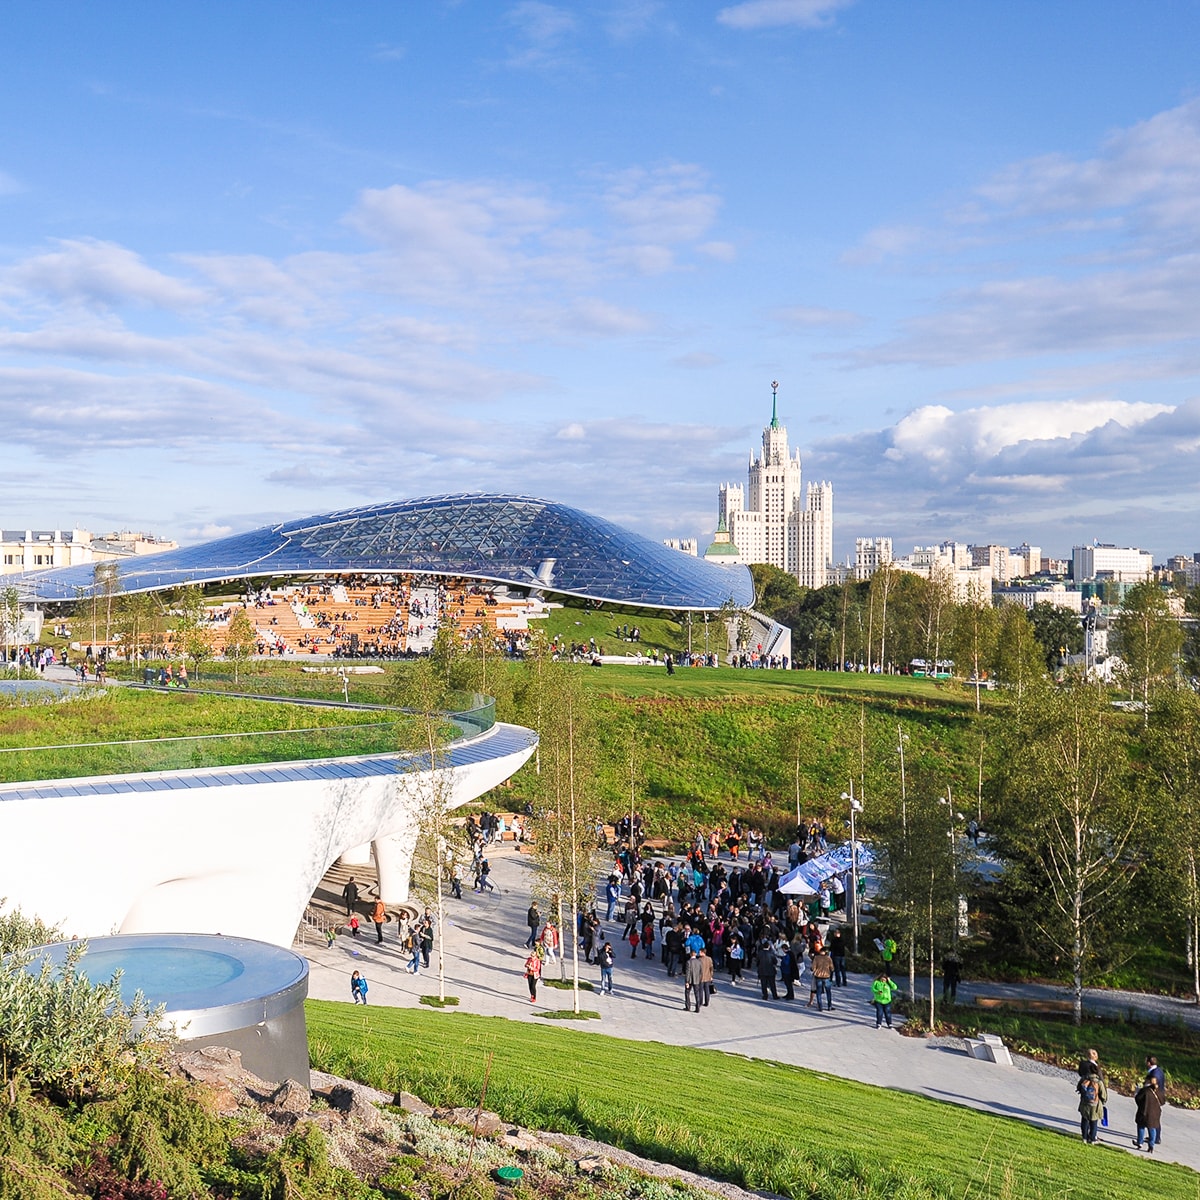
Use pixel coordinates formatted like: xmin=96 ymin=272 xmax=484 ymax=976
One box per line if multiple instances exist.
xmin=709 ymin=383 xmax=833 ymax=589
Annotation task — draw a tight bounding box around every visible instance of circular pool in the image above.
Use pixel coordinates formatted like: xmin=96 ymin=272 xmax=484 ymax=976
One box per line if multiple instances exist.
xmin=30 ymin=933 xmax=310 ymax=1086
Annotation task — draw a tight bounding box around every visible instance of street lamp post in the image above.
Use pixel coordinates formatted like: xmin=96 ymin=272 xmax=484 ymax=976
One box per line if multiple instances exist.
xmin=938 ymin=789 xmax=965 ymax=950
xmin=841 ymin=786 xmax=864 ymax=954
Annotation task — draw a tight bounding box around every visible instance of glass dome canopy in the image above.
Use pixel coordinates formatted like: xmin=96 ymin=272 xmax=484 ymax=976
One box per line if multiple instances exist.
xmin=23 ymin=493 xmax=754 ymax=612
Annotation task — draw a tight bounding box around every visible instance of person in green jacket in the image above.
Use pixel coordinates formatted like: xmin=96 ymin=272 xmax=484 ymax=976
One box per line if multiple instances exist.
xmin=872 ymin=972 xmax=897 ymax=1028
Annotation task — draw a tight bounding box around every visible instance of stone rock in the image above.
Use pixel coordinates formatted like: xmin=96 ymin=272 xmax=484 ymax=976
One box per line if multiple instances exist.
xmin=272 ymin=1078 xmax=313 ymax=1115
xmin=501 ymin=1129 xmax=543 ymax=1153
xmin=396 ymin=1090 xmax=434 ymax=1116
xmin=310 ymin=1070 xmax=393 ymax=1107
xmin=173 ymin=1046 xmax=245 ymax=1087
xmin=577 ymin=1157 xmax=607 ymax=1175
xmin=328 ymin=1084 xmax=385 ymax=1131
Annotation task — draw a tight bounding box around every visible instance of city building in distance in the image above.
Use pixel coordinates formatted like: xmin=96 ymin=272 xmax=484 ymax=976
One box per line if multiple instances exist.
xmin=1 ymin=528 xmax=177 ymax=575
xmin=709 ymin=383 xmax=833 ymax=588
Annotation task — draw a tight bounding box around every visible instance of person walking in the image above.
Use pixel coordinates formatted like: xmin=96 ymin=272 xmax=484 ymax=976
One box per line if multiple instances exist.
xmin=605 ymin=875 xmax=620 ymax=921
xmin=1144 ymin=1055 xmax=1166 ymax=1144
xmin=1077 ymin=1062 xmax=1107 ymax=1144
xmin=371 ymin=897 xmax=387 ymax=944
xmin=942 ymin=955 xmax=961 ymax=1002
xmin=523 ymin=949 xmax=542 ymax=1003
xmin=684 ymin=950 xmax=705 ymax=1011
xmin=872 ymin=971 xmax=897 ymax=1028
xmin=756 ymin=937 xmax=779 ymax=1001
xmin=599 ymin=941 xmax=615 ymax=994
xmin=342 ymin=876 xmax=360 ymax=916
xmin=780 ymin=943 xmax=799 ymax=1001
xmin=1134 ymin=1070 xmax=1163 ymax=1152
xmin=698 ymin=947 xmax=714 ymax=1007
xmin=419 ymin=913 xmax=435 ymax=968
xmin=727 ymin=935 xmax=745 ymax=985
xmin=477 ymin=859 xmax=496 ymax=893
xmin=812 ymin=943 xmax=834 ymax=1011
xmin=525 ymin=901 xmax=541 ymax=949
xmin=450 ymin=861 xmax=463 ymax=900
xmin=828 ymin=928 xmax=847 ymax=988
xmin=350 ymin=970 xmax=368 ymax=1004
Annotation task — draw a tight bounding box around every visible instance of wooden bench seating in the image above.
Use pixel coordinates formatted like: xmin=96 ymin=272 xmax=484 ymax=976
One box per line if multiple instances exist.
xmin=975 ymin=994 xmax=1074 ymax=1015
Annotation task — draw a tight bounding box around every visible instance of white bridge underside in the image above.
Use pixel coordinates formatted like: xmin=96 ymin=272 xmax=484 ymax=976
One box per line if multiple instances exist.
xmin=0 ymin=722 xmax=536 ymax=947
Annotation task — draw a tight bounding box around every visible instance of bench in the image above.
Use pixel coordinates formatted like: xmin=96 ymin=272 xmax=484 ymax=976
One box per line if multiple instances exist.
xmin=975 ymin=994 xmax=1074 ymax=1015
xmin=967 ymin=1033 xmax=1013 ymax=1066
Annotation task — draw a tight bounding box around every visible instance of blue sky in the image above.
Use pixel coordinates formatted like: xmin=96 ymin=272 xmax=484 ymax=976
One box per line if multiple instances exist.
xmin=3 ymin=1 xmax=1200 ymax=562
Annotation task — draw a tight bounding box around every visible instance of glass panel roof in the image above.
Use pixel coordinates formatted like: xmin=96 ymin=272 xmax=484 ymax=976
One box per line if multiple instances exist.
xmin=20 ymin=493 xmax=754 ymax=612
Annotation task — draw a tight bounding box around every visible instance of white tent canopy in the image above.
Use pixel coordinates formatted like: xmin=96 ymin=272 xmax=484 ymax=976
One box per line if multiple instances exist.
xmin=777 ymin=843 xmax=874 ymax=897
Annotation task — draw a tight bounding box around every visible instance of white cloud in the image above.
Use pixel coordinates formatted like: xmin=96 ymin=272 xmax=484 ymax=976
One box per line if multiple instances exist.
xmin=4 ymin=239 xmax=208 ymax=311
xmin=883 ymin=399 xmax=1170 ymax=471
xmin=775 ymin=304 xmax=860 ymax=329
xmin=604 ymin=164 xmax=720 ymax=245
xmin=717 ymin=0 xmax=855 ymax=31
xmin=813 ymin=397 xmax=1199 ymax=554
xmin=970 ymin=98 xmax=1200 ymax=236
xmin=504 ymin=2 xmax=577 ymax=68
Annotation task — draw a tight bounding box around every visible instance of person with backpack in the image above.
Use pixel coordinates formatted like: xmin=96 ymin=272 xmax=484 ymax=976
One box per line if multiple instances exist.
xmin=1077 ymin=1062 xmax=1107 ymax=1144
xmin=350 ymin=970 xmax=368 ymax=1005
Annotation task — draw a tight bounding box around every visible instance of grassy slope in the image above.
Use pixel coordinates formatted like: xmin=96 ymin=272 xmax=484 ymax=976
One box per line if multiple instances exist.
xmin=535 ymin=605 xmax=705 ymax=657
xmin=307 ymin=1001 xmax=1197 ymax=1200
xmin=501 ymin=664 xmax=987 ymax=839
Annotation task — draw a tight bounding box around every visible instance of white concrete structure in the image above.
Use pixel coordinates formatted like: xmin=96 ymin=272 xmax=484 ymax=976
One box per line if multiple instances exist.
xmin=0 ymin=722 xmax=536 ymax=947
xmin=663 ymin=537 xmax=698 ymax=555
xmin=716 ymin=387 xmax=833 ymax=588
xmin=1073 ymin=543 xmax=1153 ymax=582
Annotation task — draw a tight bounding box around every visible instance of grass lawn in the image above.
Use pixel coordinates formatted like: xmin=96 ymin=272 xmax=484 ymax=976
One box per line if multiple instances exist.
xmin=307 ymin=1000 xmax=1198 ymax=1200
xmin=0 ymin=688 xmax=404 ymax=783
xmin=536 ymin=605 xmax=707 ymax=659
xmin=578 ymin=662 xmax=973 ymax=704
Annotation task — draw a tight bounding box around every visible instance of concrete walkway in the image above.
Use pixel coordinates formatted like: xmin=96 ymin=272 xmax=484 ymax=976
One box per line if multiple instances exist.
xmin=304 ymin=846 xmax=1200 ymax=1175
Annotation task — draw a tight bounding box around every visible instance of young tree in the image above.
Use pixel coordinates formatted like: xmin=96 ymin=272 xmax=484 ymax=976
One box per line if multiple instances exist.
xmin=528 ymin=666 xmax=599 ymax=1012
xmin=991 ymin=603 xmax=1044 ymax=708
xmin=951 ymin=581 xmax=998 ymax=711
xmin=173 ymin=585 xmax=213 ymax=680
xmin=223 ymin=608 xmax=258 ymax=685
xmin=395 ymin=658 xmax=458 ymax=1003
xmin=92 ymin=562 xmax=122 ymax=649
xmin=1113 ymin=581 xmax=1184 ymax=723
xmin=1144 ymin=687 xmax=1200 ymax=1000
xmin=994 ymin=675 xmax=1140 ymax=1024
xmin=1027 ymin=601 xmax=1084 ymax=670
xmin=1 ymin=585 xmax=22 ymax=674
xmin=921 ymin=564 xmax=956 ymax=680
xmin=114 ymin=591 xmax=164 ymax=665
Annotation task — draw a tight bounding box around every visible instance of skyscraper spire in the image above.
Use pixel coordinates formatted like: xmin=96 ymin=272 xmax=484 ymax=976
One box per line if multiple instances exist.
xmin=770 ymin=380 xmax=780 ymax=429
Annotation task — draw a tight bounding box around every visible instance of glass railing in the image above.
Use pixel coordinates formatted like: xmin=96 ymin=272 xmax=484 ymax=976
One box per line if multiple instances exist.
xmin=444 ymin=692 xmax=496 ymax=739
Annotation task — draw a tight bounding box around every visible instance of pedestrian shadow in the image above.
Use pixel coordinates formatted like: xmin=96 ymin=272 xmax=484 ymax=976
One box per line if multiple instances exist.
xmin=923 ymin=1088 xmax=1077 ymax=1131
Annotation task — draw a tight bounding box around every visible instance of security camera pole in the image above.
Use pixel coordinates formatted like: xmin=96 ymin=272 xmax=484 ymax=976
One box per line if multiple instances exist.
xmin=842 ymin=786 xmax=864 ymax=954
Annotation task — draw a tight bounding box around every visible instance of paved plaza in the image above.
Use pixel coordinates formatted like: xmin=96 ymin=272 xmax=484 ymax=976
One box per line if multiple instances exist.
xmin=304 ymin=844 xmax=1200 ymax=1174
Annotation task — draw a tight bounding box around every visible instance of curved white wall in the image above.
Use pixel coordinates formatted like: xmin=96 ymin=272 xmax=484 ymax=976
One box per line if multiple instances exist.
xmin=0 ymin=723 xmax=535 ymax=947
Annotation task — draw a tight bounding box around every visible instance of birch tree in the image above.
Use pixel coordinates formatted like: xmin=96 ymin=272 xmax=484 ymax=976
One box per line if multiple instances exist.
xmin=995 ymin=676 xmax=1139 ymax=1024
xmin=528 ymin=666 xmax=598 ymax=1011
xmin=1145 ymin=687 xmax=1200 ymax=1000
